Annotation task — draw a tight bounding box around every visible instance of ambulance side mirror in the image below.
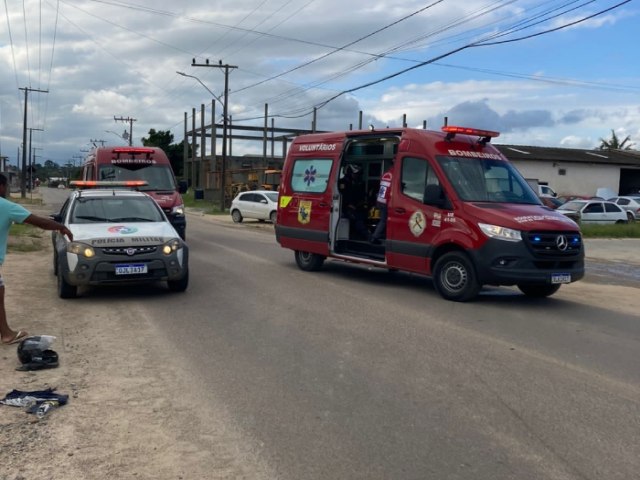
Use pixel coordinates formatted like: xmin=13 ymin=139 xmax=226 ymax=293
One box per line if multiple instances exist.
xmin=423 ymin=184 xmax=446 ymax=208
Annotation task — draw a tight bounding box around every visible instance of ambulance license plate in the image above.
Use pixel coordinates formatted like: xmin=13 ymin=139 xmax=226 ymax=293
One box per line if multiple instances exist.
xmin=115 ymin=264 xmax=148 ymax=275
xmin=551 ymin=273 xmax=571 ymax=284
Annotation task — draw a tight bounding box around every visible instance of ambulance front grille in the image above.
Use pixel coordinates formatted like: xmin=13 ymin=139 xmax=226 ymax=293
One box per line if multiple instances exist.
xmin=524 ymin=231 xmax=582 ymax=257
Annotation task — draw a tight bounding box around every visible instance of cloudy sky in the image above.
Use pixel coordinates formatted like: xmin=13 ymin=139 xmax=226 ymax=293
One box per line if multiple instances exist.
xmin=1 ymin=0 xmax=638 ymax=166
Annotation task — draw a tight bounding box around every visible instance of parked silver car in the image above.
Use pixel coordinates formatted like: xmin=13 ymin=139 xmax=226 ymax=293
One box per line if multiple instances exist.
xmin=230 ymin=190 xmax=279 ymax=223
xmin=556 ymin=200 xmax=628 ymax=224
xmin=607 ymin=196 xmax=640 ymax=221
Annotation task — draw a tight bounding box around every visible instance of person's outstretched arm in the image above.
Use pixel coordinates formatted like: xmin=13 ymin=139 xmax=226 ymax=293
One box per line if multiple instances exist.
xmin=23 ymin=214 xmax=74 ymax=241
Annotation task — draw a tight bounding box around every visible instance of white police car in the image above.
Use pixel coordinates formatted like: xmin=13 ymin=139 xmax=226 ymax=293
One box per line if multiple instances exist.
xmin=51 ymin=182 xmax=188 ymax=298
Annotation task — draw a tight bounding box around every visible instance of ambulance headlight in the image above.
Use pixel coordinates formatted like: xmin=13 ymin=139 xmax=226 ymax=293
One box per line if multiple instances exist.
xmin=68 ymin=242 xmax=96 ymax=258
xmin=478 ymin=223 xmax=522 ymax=242
xmin=171 ymin=205 xmax=185 ymax=216
xmin=162 ymin=239 xmax=182 ymax=255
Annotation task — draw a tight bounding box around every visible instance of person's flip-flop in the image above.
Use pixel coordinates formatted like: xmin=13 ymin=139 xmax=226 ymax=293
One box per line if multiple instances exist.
xmin=2 ymin=330 xmax=28 ymax=345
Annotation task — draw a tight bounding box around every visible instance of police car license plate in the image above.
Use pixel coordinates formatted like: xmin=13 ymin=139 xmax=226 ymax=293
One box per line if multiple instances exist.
xmin=115 ymin=264 xmax=148 ymax=275
xmin=551 ymin=273 xmax=571 ymax=284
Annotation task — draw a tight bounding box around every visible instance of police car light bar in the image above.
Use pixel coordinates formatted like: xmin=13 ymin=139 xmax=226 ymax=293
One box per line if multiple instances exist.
xmin=70 ymin=180 xmax=148 ymax=189
xmin=442 ymin=126 xmax=500 ymax=143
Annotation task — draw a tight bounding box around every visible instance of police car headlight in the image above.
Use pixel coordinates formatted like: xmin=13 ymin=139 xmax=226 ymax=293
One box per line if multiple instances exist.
xmin=162 ymin=239 xmax=182 ymax=255
xmin=68 ymin=242 xmax=96 ymax=258
xmin=478 ymin=223 xmax=522 ymax=242
xmin=172 ymin=205 xmax=185 ymax=216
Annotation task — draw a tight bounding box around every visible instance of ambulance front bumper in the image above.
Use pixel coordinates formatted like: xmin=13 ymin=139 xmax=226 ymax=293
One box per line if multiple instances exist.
xmin=468 ymin=236 xmax=584 ymax=286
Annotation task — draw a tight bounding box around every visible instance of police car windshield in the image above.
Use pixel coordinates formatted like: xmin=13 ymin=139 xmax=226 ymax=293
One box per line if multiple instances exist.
xmin=71 ymin=197 xmax=165 ymax=224
xmin=98 ymin=165 xmax=176 ymax=191
xmin=437 ymin=156 xmax=540 ymax=204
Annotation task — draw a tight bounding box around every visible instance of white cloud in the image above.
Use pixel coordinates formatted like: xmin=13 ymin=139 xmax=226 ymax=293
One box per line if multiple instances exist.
xmin=0 ymin=0 xmax=637 ymax=164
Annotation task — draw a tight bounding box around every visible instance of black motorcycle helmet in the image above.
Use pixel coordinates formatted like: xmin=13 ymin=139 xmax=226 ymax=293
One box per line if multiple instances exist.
xmin=16 ymin=336 xmax=59 ymax=371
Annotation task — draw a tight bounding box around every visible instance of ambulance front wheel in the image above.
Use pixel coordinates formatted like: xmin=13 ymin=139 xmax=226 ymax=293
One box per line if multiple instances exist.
xmin=432 ymin=251 xmax=480 ymax=302
xmin=294 ymin=250 xmax=325 ymax=271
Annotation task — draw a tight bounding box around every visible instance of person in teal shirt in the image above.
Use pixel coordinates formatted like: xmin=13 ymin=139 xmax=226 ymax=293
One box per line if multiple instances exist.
xmin=0 ymin=173 xmax=73 ymax=345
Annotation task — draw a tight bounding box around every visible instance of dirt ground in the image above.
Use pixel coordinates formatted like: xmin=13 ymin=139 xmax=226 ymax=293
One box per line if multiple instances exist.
xmin=1 ymin=213 xmax=638 ymax=480
xmin=0 ymin=217 xmax=275 ymax=480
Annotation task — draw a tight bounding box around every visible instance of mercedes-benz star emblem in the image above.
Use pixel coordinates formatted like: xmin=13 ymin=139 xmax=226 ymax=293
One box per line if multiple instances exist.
xmin=556 ymin=235 xmax=568 ymax=251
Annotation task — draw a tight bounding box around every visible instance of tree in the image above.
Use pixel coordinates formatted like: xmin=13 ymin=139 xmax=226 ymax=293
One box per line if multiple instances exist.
xmin=141 ymin=129 xmax=193 ymax=177
xmin=598 ymin=130 xmax=634 ymax=150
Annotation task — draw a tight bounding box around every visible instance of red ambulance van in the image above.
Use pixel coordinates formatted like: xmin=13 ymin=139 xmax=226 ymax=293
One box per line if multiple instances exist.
xmin=275 ymin=126 xmax=584 ymax=301
xmin=82 ymin=146 xmax=187 ymax=239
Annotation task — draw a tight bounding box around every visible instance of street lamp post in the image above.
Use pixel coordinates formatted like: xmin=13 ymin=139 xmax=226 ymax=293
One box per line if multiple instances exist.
xmin=177 ymin=62 xmax=236 ymax=210
xmin=105 ymin=130 xmax=128 ymax=144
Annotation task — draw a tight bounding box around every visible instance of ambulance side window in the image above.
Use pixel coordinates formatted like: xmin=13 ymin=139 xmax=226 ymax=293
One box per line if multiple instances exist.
xmin=290 ymin=158 xmax=333 ymax=193
xmin=400 ymin=157 xmax=440 ymax=203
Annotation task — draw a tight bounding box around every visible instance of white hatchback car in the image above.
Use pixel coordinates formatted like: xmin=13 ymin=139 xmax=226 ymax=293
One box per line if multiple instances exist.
xmin=556 ymin=200 xmax=628 ymax=224
xmin=230 ymin=190 xmax=279 ymax=223
xmin=607 ymin=196 xmax=640 ymax=221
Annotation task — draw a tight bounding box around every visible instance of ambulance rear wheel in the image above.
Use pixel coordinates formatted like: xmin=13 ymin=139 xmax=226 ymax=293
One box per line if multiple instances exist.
xmin=433 ymin=251 xmax=480 ymax=302
xmin=294 ymin=250 xmax=325 ymax=271
xmin=517 ymin=284 xmax=561 ymax=298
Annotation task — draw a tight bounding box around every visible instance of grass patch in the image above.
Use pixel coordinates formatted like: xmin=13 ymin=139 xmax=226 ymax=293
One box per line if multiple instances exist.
xmin=8 ymin=194 xmax=43 ymax=206
xmin=10 ymin=223 xmax=44 ymax=238
xmin=8 ymin=223 xmax=48 ymax=253
xmin=580 ymin=222 xmax=640 ymax=238
xmin=183 ymin=188 xmax=226 ymax=215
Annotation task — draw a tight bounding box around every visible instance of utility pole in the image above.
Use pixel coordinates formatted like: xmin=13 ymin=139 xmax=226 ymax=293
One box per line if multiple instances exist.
xmin=28 ymin=128 xmax=44 ymax=191
xmin=19 ymin=87 xmax=48 ymax=198
xmin=89 ymin=138 xmax=106 ymax=147
xmin=191 ymin=58 xmax=237 ymax=210
xmin=113 ymin=116 xmax=137 ymax=146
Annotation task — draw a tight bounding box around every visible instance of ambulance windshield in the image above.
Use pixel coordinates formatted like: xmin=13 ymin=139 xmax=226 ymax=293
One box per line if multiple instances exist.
xmin=437 ymin=156 xmax=539 ymax=204
xmin=98 ymin=164 xmax=176 ymax=191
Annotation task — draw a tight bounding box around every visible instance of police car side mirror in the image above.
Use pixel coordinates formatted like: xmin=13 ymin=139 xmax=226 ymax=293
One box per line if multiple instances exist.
xmin=423 ymin=184 xmax=446 ymax=208
xmin=50 ymin=213 xmax=62 ymax=223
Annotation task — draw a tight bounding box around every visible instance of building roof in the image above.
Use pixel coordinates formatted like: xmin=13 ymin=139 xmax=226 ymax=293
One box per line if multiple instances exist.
xmin=494 ymin=144 xmax=640 ymax=167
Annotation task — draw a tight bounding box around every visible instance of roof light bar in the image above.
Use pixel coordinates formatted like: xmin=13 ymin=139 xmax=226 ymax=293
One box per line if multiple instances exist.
xmin=441 ymin=125 xmax=500 ymax=138
xmin=112 ymin=147 xmax=155 ymax=154
xmin=70 ymin=180 xmax=148 ymax=189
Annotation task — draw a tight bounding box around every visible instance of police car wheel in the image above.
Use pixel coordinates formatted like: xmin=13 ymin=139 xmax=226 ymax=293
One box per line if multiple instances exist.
xmin=231 ymin=210 xmax=243 ymax=223
xmin=270 ymin=211 xmax=277 ymax=224
xmin=433 ymin=252 xmax=480 ymax=302
xmin=294 ymin=250 xmax=325 ymax=271
xmin=517 ymin=284 xmax=561 ymax=298
xmin=168 ymin=271 xmax=189 ymax=292
xmin=57 ymin=261 xmax=77 ymax=299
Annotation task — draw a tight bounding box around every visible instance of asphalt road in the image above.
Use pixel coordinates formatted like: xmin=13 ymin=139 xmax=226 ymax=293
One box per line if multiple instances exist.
xmin=39 ymin=188 xmax=640 ymax=480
